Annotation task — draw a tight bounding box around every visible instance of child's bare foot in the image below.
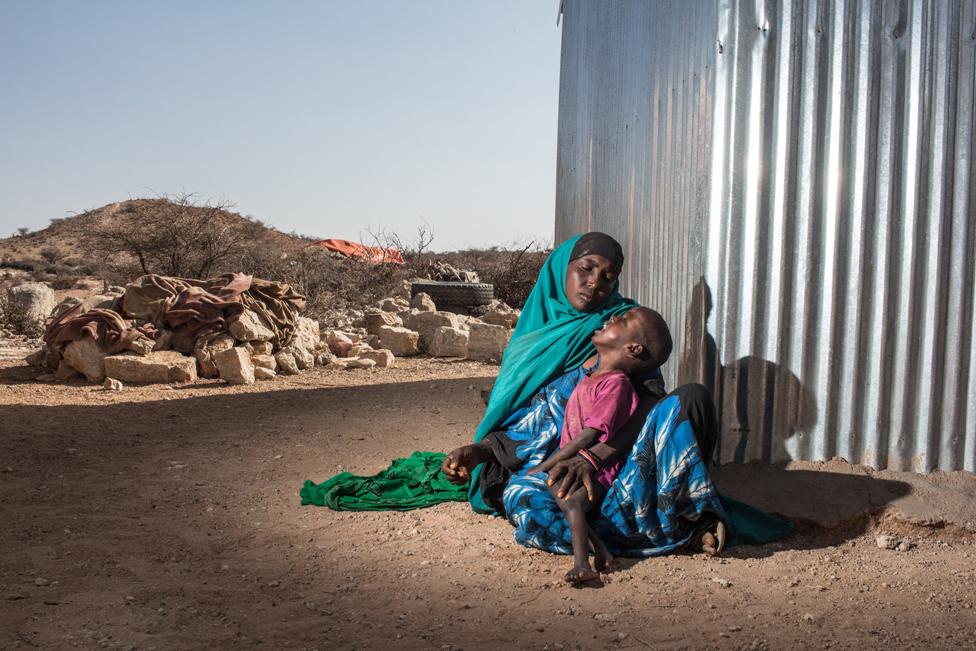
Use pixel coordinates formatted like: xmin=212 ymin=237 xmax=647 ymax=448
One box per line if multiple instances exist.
xmin=564 ymin=563 xmax=600 ymax=584
xmin=701 ymin=520 xmax=727 ymax=556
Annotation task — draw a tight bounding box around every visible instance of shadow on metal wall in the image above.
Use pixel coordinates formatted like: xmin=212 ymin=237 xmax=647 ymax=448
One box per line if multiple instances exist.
xmin=677 ymin=277 xmax=818 ymax=465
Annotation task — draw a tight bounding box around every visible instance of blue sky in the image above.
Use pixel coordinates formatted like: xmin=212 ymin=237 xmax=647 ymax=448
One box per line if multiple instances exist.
xmin=0 ymin=1 xmax=561 ymax=250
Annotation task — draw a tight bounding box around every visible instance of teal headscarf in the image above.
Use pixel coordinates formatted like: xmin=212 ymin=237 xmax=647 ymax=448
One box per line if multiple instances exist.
xmin=469 ymin=233 xmax=637 ymax=512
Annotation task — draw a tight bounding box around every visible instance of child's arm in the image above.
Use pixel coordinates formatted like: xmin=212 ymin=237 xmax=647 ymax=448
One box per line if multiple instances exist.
xmin=528 ymin=427 xmax=602 ymax=474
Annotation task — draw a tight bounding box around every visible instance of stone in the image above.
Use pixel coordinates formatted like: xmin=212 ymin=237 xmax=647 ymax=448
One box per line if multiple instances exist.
xmin=480 ymin=300 xmax=520 ymax=329
xmin=364 ymin=309 xmax=402 ymax=335
xmin=411 ymin=292 xmax=436 ymax=312
xmin=103 ymin=377 xmax=123 ymax=391
xmin=104 ymin=351 xmax=197 ymax=384
xmin=454 ymin=315 xmax=475 ymax=331
xmin=428 ymin=326 xmax=469 ymax=358
xmin=366 ymin=334 xmax=382 ymax=349
xmin=250 ymin=341 xmax=273 ymax=356
xmin=125 ymin=337 xmax=155 ymax=356
xmin=359 ymin=348 xmax=395 ymax=368
xmin=467 ymin=322 xmax=512 ymax=363
xmin=292 ymin=316 xmax=320 ymax=353
xmin=7 ymin=282 xmax=56 ymax=328
xmin=283 ymin=345 xmax=314 ymax=370
xmin=315 ymin=350 xmax=336 ymax=366
xmin=377 ymin=325 xmax=419 ymax=356
xmin=229 ymin=309 xmax=274 ymax=342
xmin=254 ymin=366 xmax=277 ymax=381
xmin=896 ymin=540 xmax=913 ymax=552
xmin=324 ymin=330 xmax=354 ymax=357
xmin=347 ymin=343 xmax=373 ymax=357
xmin=54 ymin=360 xmax=81 ymax=381
xmin=875 ymin=534 xmax=898 ymax=550
xmin=403 ymin=311 xmax=458 ymax=351
xmin=275 ymin=351 xmax=300 ymax=375
xmin=214 ymin=347 xmax=255 ymax=385
xmin=194 ymin=333 xmax=235 ymax=379
xmin=62 ymin=336 xmax=107 ymax=383
xmin=379 ymin=297 xmax=410 ymax=313
xmin=251 ymin=354 xmax=277 ymax=370
xmin=344 ymin=357 xmax=377 ymax=370
xmin=25 ymin=348 xmax=47 ymax=367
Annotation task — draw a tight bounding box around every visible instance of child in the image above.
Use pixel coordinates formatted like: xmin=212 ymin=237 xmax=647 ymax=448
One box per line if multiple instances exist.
xmin=528 ymin=306 xmax=673 ymax=583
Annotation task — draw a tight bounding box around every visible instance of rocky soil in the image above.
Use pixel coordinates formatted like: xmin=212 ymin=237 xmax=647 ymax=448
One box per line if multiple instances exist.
xmin=1 ymin=353 xmax=975 ymax=650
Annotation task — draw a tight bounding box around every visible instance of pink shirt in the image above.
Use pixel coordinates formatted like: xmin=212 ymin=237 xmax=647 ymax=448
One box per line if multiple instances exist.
xmin=560 ymin=370 xmax=639 ymax=489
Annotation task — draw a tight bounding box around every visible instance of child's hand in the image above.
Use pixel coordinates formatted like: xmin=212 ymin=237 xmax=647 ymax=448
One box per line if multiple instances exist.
xmin=526 ymin=465 xmax=543 ymax=475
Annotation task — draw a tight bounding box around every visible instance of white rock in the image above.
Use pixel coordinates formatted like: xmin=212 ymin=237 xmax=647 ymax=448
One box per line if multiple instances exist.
xmin=275 ymin=351 xmax=300 ymax=375
xmin=194 ymin=333 xmax=235 ymax=379
xmin=292 ymin=316 xmax=320 ymax=353
xmin=229 ymin=309 xmax=275 ymax=342
xmin=377 ymin=325 xmax=419 ymax=356
xmin=254 ymin=366 xmax=277 ymax=381
xmin=364 ymin=309 xmax=402 ymax=335
xmin=403 ymin=311 xmax=458 ymax=352
xmin=283 ymin=345 xmax=314 ymax=370
xmin=249 ymin=341 xmax=273 ymax=356
xmin=359 ymin=348 xmax=396 ymax=368
xmin=344 ymin=357 xmax=377 ymax=370
xmin=315 ymin=350 xmax=335 ymax=366
xmin=411 ymin=292 xmax=436 ymax=312
xmin=103 ymin=377 xmax=123 ymax=391
xmin=481 ymin=300 xmax=520 ymax=329
xmin=379 ymin=297 xmax=410 ymax=313
xmin=428 ymin=326 xmax=469 ymax=358
xmin=7 ymin=282 xmax=56 ymax=328
xmin=215 ymin=347 xmax=255 ymax=385
xmin=875 ymin=534 xmax=898 ymax=550
xmin=125 ymin=337 xmax=155 ymax=356
xmin=62 ymin=336 xmax=107 ymax=383
xmin=104 ymin=351 xmax=198 ymax=384
xmin=467 ymin=322 xmax=511 ymax=363
xmin=251 ymin=354 xmax=277 ymax=370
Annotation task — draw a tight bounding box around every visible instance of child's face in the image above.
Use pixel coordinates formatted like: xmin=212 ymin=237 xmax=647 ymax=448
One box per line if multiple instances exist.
xmin=591 ymin=308 xmax=646 ymax=351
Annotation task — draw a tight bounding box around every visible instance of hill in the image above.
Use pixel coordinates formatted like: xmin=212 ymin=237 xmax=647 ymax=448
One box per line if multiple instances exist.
xmin=0 ymin=198 xmax=310 ymax=273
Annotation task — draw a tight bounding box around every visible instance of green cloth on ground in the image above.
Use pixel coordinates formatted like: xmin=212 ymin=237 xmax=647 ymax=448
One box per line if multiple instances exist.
xmin=721 ymin=496 xmax=795 ymax=546
xmin=300 ymin=451 xmax=467 ymax=511
xmin=468 ymin=234 xmax=637 ymax=513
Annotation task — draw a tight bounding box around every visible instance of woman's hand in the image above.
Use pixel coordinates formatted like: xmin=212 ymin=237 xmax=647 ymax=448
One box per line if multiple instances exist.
xmin=440 ymin=442 xmax=494 ymax=485
xmin=545 ymin=455 xmax=598 ymax=501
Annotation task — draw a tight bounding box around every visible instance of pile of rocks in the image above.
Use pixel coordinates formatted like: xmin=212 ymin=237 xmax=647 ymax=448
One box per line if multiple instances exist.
xmin=319 ymin=290 xmax=520 ymax=368
xmin=12 ymin=278 xmax=521 ymax=388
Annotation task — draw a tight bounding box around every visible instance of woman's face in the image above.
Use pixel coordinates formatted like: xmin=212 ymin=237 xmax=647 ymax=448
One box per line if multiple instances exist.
xmin=565 ymin=254 xmax=620 ymax=312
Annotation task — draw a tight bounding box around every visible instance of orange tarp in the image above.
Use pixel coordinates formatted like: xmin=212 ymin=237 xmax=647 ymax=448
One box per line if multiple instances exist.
xmin=306 ymin=238 xmax=404 ymax=264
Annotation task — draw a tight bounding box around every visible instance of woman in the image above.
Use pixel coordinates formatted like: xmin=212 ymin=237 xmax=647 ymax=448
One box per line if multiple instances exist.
xmin=441 ymin=232 xmax=731 ymax=557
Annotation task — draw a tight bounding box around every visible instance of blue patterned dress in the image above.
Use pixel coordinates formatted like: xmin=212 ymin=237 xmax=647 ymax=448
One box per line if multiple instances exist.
xmin=492 ymin=367 xmax=726 ymax=557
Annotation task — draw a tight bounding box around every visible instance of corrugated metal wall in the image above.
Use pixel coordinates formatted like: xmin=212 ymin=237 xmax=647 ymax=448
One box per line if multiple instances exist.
xmin=555 ymin=0 xmax=976 ymax=472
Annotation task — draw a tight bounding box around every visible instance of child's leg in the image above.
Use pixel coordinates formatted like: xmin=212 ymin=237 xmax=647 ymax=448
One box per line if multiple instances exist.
xmin=550 ymin=483 xmax=606 ymax=583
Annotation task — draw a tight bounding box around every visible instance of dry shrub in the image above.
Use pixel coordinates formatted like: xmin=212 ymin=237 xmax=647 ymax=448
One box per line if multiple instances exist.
xmin=88 ymin=193 xmax=264 ymax=280
xmin=0 ymin=288 xmax=44 ymax=337
xmin=237 ymin=245 xmax=412 ymax=320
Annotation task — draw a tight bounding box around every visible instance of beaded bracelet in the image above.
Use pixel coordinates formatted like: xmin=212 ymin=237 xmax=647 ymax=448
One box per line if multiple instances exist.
xmin=577 ymin=448 xmax=602 ymax=471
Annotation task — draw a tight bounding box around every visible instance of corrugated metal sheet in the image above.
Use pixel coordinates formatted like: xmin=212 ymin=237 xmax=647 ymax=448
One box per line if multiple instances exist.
xmin=555 ymin=0 xmax=976 ymax=472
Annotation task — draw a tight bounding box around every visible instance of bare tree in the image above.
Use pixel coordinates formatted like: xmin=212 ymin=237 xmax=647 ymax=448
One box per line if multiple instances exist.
xmin=89 ymin=192 xmax=262 ymax=279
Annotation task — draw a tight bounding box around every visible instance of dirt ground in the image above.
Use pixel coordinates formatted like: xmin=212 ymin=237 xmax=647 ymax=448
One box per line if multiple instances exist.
xmin=2 ymin=351 xmax=975 ymax=651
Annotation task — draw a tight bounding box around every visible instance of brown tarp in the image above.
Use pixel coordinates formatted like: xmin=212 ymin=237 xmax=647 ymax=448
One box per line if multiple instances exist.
xmin=123 ymin=273 xmax=305 ymax=352
xmin=44 ymin=296 xmax=156 ymax=355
